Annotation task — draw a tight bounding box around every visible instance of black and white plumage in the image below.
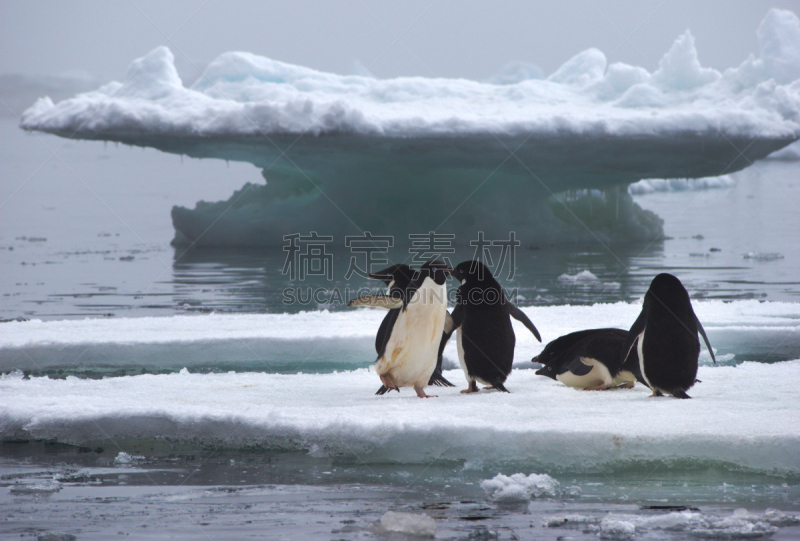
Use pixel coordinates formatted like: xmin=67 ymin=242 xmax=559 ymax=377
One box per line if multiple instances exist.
xmin=443 ymin=260 xmax=542 ymax=393
xmin=532 ymin=328 xmax=637 ymax=390
xmin=357 ymin=263 xmax=455 ymax=394
xmin=621 ymin=273 xmax=716 ymax=399
xmin=349 ymin=259 xmax=452 ymax=398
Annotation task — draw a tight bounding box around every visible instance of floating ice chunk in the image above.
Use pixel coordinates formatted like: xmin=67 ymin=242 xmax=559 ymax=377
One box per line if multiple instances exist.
xmin=548 ymin=509 xmax=789 ymax=538
xmin=628 ymin=175 xmax=736 ymax=195
xmin=545 ymin=514 xmax=601 ymax=528
xmin=480 ymin=473 xmax=561 ymax=502
xmin=113 ymin=452 xmax=144 ymax=465
xmin=558 ymin=270 xmax=600 ymax=283
xmin=599 ymin=517 xmax=636 ymax=540
xmin=377 ymin=511 xmax=436 ymax=537
xmin=9 ymin=480 xmax=62 ymax=494
xmin=743 ymin=252 xmax=785 ymax=261
xmin=728 ymin=508 xmax=800 ymax=529
xmin=557 ymin=270 xmax=621 ymax=289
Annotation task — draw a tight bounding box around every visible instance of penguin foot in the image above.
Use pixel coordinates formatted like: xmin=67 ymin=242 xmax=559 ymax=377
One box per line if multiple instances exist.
xmin=414 ymin=386 xmax=436 ymax=398
xmin=460 ymin=381 xmax=479 ymax=394
xmin=649 ymin=390 xmax=664 ymax=397
xmin=585 ymin=383 xmax=611 ymax=391
xmin=617 ymin=382 xmax=635 ymax=389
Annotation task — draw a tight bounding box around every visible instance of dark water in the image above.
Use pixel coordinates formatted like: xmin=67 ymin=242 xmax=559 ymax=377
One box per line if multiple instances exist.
xmin=2 ymin=118 xmax=799 ymax=538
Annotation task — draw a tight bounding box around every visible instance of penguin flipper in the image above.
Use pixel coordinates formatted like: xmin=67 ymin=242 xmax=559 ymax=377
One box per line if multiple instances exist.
xmin=695 ymin=315 xmax=716 ymax=364
xmin=507 ymin=302 xmax=541 ymax=342
xmin=622 ymin=312 xmax=647 ymax=368
xmin=348 ymin=295 xmax=403 ymax=309
xmin=429 ymin=311 xmax=457 ymax=387
xmin=566 ymin=357 xmax=594 ymax=377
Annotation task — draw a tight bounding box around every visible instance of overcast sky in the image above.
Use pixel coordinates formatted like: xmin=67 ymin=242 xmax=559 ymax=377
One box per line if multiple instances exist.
xmin=2 ymin=0 xmax=799 ymax=84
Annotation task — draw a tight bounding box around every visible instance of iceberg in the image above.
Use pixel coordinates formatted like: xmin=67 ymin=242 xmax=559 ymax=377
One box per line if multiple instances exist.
xmin=19 ymin=10 xmax=800 ymax=247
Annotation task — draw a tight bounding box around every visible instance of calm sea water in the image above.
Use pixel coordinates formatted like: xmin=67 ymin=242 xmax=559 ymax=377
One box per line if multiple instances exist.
xmin=1 ymin=118 xmax=799 ymax=539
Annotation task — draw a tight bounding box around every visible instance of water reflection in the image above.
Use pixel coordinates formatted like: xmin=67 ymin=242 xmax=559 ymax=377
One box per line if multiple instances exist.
xmin=168 ymin=241 xmax=674 ymax=315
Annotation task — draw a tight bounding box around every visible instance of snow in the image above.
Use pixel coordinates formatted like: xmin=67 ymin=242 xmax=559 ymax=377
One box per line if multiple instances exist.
xmin=377 ymin=511 xmax=436 ymax=537
xmin=19 ymin=10 xmax=800 ymax=140
xmin=480 ymin=473 xmax=562 ymax=502
xmin=1 ymin=301 xmax=798 ymax=375
xmin=0 ymin=357 xmax=798 ymax=473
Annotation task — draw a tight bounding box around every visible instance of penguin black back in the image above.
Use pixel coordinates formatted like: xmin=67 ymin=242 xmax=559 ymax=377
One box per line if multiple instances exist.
xmin=533 ymin=328 xmax=637 ymax=390
xmin=622 ymin=273 xmax=716 ymax=398
xmin=447 ymin=260 xmax=541 ymax=393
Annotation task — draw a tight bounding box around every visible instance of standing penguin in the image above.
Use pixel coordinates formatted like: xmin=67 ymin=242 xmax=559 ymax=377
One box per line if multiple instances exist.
xmin=444 ymin=260 xmax=542 ymax=393
xmin=349 ymin=259 xmax=452 ymax=398
xmin=354 ymin=263 xmax=455 ymax=394
xmin=532 ymin=328 xmax=637 ymax=390
xmin=622 ymin=273 xmax=716 ymax=398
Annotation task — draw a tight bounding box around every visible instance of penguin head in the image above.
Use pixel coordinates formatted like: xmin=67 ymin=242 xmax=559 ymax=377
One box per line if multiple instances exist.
xmin=645 ymin=273 xmax=691 ymax=312
xmin=451 ymin=260 xmax=494 ymax=285
xmin=533 ymin=363 xmax=558 ymax=380
xmin=368 ymin=264 xmax=414 ymax=287
xmin=418 ymin=259 xmax=453 ymax=285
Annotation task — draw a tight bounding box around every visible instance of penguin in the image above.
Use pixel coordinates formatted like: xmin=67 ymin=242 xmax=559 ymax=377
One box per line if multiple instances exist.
xmin=353 ymin=263 xmax=455 ymax=394
xmin=349 ymin=259 xmax=452 ymax=398
xmin=532 ymin=328 xmax=637 ymax=390
xmin=443 ymin=260 xmax=542 ymax=393
xmin=621 ymin=273 xmax=716 ymax=399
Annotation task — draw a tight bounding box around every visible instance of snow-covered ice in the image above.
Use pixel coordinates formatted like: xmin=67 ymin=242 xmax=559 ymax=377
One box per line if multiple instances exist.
xmin=1 ymin=356 xmax=798 ymax=472
xmin=19 ymin=9 xmax=800 ymax=140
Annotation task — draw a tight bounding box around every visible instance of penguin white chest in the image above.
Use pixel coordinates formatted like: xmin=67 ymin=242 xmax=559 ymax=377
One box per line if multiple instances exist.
xmin=456 ymin=328 xmax=468 ymax=380
xmin=377 ymin=279 xmax=446 ymax=387
xmin=556 ymin=357 xmax=612 ymax=389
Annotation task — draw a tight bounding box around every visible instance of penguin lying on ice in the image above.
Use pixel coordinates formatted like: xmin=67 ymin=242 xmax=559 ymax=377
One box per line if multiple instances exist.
xmin=351 ymin=263 xmax=455 ymax=394
xmin=622 ymin=273 xmax=716 ymax=399
xmin=441 ymin=260 xmax=542 ymax=393
xmin=349 ymin=260 xmax=452 ymax=398
xmin=532 ymin=328 xmax=637 ymax=390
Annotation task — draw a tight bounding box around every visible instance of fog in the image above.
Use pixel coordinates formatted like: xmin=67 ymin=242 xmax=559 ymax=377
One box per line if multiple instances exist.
xmin=2 ymin=0 xmax=798 ymax=86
